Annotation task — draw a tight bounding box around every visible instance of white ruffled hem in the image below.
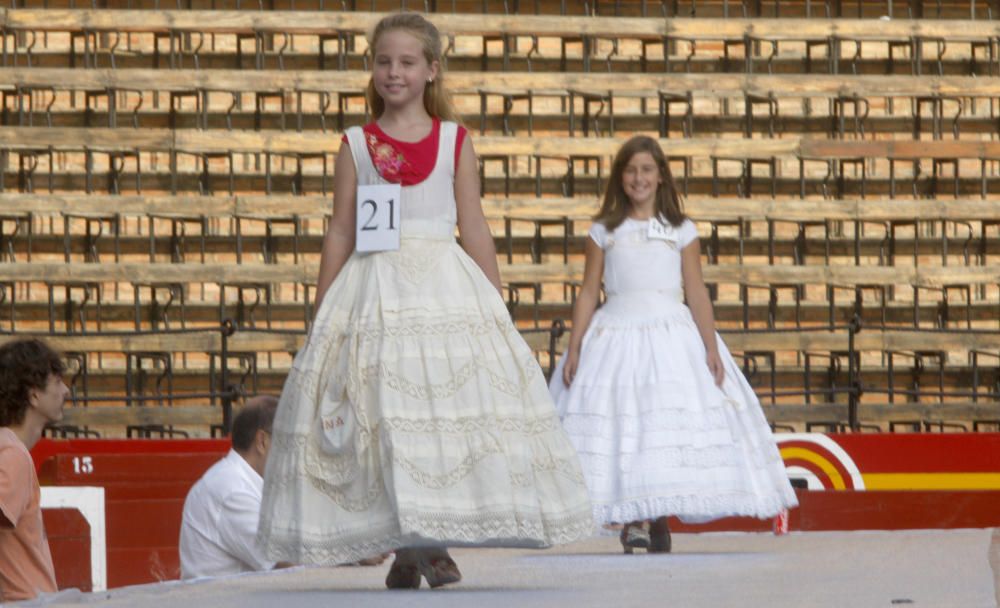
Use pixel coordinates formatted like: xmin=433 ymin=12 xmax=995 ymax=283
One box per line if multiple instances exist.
xmin=591 ymin=492 xmax=793 ymax=528
xmin=549 ymin=297 xmax=798 ymax=525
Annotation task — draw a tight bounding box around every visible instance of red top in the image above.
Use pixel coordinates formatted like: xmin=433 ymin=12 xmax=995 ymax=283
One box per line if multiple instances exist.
xmin=341 ymin=119 xmax=467 ymax=186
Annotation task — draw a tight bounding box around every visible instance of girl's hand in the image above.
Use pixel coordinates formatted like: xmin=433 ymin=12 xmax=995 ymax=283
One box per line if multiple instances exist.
xmin=706 ymin=349 xmax=725 ymax=387
xmin=562 ymin=349 xmax=580 ymax=387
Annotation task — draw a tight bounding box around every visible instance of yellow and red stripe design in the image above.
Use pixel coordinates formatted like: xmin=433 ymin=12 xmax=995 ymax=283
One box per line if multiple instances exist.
xmin=777 ymin=433 xmax=1000 ymax=491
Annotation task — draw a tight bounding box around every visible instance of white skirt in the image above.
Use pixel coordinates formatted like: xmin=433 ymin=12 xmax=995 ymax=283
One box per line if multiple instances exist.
xmin=550 ymin=290 xmax=798 ymax=526
xmin=257 ymin=235 xmax=593 ymax=565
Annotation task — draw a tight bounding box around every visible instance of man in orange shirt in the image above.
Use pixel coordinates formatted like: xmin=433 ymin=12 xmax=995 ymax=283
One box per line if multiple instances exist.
xmin=0 ymin=338 xmax=69 ymax=602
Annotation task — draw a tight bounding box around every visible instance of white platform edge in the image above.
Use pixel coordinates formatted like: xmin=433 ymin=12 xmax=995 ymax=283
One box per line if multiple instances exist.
xmin=40 ymin=486 xmax=107 ymax=592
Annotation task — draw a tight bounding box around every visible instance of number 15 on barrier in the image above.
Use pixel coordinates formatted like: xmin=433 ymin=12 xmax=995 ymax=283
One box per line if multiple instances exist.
xmin=356 ymin=183 xmax=402 ymax=253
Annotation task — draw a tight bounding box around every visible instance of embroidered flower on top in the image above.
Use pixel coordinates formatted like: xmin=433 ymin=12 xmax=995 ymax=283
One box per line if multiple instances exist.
xmin=366 ymin=132 xmax=412 ymax=184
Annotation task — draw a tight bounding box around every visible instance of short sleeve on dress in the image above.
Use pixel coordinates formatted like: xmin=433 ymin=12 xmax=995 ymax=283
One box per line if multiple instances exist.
xmin=588 ymin=222 xmax=609 ymax=249
xmin=678 ymin=219 xmax=699 ymax=248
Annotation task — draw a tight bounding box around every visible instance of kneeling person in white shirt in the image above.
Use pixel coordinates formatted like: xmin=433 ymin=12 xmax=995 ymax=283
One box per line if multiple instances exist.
xmin=180 ymin=396 xmax=291 ymax=578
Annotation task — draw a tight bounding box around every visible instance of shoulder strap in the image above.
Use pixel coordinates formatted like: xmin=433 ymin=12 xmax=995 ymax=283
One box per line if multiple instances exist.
xmin=439 ymin=121 xmax=458 ymax=175
xmin=344 ymin=126 xmax=377 ymax=183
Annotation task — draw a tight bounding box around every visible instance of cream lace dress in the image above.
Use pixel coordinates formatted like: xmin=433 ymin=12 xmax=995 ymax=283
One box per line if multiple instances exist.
xmin=257 ymin=121 xmax=593 ymax=564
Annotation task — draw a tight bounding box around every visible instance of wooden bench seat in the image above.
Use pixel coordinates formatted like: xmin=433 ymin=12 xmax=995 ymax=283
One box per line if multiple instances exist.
xmin=4 ymin=193 xmax=1000 ymax=222
xmin=9 ymin=293 xmax=1000 ymax=331
xmin=3 ymin=69 xmax=1000 ymax=99
xmin=763 ymin=401 xmax=1000 ymax=425
xmin=4 ymin=228 xmax=995 ymax=262
xmin=5 ymin=326 xmax=997 ymax=354
xmin=3 ymin=11 xmax=997 ymax=43
xmin=0 ymin=12 xmax=994 ymax=79
xmin=0 ymin=2 xmax=991 ymax=20
xmin=1 ymin=126 xmax=999 ymax=158
xmin=2 ymin=260 xmax=999 ymax=289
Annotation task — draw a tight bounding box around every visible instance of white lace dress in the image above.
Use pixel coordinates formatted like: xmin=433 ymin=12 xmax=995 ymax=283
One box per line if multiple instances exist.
xmin=257 ymin=122 xmax=593 ymax=565
xmin=550 ymin=218 xmax=798 ymax=526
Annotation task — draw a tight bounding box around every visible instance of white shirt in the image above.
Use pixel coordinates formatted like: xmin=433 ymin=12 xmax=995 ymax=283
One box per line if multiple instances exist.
xmin=179 ymin=449 xmax=275 ymax=579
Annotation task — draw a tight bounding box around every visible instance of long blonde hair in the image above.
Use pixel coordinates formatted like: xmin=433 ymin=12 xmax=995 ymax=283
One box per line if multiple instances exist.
xmin=365 ymin=12 xmax=460 ymax=123
xmin=595 ymin=135 xmax=685 ymax=231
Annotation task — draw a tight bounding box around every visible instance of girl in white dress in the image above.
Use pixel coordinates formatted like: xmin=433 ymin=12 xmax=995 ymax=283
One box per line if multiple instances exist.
xmin=550 ymin=135 xmax=797 ymax=553
xmin=257 ymin=13 xmax=593 ymax=589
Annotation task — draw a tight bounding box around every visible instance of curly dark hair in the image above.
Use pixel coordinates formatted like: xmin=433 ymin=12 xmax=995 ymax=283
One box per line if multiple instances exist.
xmin=0 ymin=339 xmax=66 ymax=427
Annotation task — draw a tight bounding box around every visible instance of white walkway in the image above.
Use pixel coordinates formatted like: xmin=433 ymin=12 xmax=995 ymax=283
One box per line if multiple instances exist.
xmin=23 ymin=529 xmax=1000 ymax=608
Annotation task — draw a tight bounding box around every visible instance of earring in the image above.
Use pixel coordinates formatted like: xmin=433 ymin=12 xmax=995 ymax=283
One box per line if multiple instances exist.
xmin=427 ymin=78 xmax=434 ymax=83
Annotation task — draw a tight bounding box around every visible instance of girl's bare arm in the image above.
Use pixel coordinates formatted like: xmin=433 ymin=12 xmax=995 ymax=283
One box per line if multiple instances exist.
xmin=455 ymin=136 xmax=502 ymax=294
xmin=314 ymin=144 xmax=359 ymax=310
xmin=568 ymin=239 xmax=605 ymax=355
xmin=562 ymin=238 xmax=604 ymax=386
xmin=681 ymin=238 xmax=725 ymax=385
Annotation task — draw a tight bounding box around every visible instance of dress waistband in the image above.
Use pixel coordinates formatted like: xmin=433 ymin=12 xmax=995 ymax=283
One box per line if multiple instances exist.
xmin=605 ymin=288 xmax=684 ymax=304
xmin=401 ymin=219 xmax=456 ymax=241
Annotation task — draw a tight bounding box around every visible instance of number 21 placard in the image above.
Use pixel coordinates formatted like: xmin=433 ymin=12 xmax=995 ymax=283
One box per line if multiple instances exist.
xmin=356 ymin=183 xmax=402 ymax=252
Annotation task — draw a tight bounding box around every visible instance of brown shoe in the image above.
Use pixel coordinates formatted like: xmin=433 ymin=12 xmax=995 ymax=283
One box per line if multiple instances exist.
xmin=416 ymin=552 xmax=462 ymax=588
xmin=385 ymin=553 xmax=421 ymax=589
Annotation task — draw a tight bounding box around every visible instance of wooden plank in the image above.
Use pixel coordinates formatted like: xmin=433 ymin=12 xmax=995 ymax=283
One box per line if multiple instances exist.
xmin=229 ymin=331 xmax=305 ymax=352
xmin=0 ymin=331 xmax=222 ymax=351
xmin=0 ymin=67 xmax=368 ymax=93
xmin=856 ymin=402 xmax=1000 ymax=421
xmin=0 ymin=126 xmax=792 ymax=156
xmin=1 ymin=262 xmax=998 ymax=288
xmin=722 ymin=330 xmax=1000 ymax=351
xmin=762 ymin=401 xmax=1000 ymax=423
xmin=59 ymin=405 xmax=222 ymax=426
xmin=706 ymin=265 xmax=1000 ymax=287
xmin=5 ymin=193 xmax=1000 ymax=222
xmin=462 ymin=74 xmax=1000 ymax=98
xmin=1 ymin=10 xmax=666 ymax=37
xmin=2 ymin=69 xmax=1000 ymax=99
xmin=59 ymin=397 xmax=222 ymax=427
xmin=662 ymin=17 xmax=1000 ymax=41
xmin=506 ymin=263 xmax=1000 ymax=287
xmin=801 ymin=139 xmax=1000 ymax=159
xmin=0 ymin=126 xmax=173 ymax=153
xmin=0 ymin=330 xmax=302 ymax=353
xmin=3 ymin=11 xmax=998 ymax=41
xmin=685 ymin=198 xmax=1000 ymax=222
xmin=0 ymin=193 xmax=331 ymax=217
xmin=4 ymin=126 xmax=999 ymax=159
xmin=4 ymin=327 xmax=994 ymax=357
xmin=761 ymin=403 xmax=847 ymax=423
xmin=0 ymin=261 xmax=317 ymax=283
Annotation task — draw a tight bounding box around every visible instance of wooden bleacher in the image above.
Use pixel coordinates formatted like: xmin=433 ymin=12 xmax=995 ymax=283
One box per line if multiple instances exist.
xmin=0 ymin=6 xmax=995 ymax=435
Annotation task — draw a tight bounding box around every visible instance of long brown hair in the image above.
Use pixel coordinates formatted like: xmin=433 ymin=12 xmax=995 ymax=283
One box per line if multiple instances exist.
xmin=365 ymin=12 xmax=461 ymax=123
xmin=594 ymin=135 xmax=685 ymax=231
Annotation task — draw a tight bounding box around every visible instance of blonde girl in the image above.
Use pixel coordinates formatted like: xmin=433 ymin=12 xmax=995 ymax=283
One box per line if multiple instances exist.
xmin=258 ymin=12 xmax=592 ymax=589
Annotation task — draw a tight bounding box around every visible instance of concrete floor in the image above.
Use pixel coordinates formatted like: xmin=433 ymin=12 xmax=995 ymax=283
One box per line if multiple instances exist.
xmin=23 ymin=529 xmax=1000 ymax=608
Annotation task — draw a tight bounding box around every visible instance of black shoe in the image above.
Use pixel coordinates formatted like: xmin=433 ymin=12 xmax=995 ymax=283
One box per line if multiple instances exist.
xmin=649 ymin=517 xmax=672 ymax=553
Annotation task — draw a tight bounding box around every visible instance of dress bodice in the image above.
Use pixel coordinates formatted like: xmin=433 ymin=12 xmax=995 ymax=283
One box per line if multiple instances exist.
xmin=345 ymin=121 xmax=458 ymax=240
xmin=589 ymin=218 xmax=699 ymax=297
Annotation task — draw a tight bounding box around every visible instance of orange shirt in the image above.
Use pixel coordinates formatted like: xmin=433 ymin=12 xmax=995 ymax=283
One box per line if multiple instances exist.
xmin=0 ymin=427 xmax=57 ymax=602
